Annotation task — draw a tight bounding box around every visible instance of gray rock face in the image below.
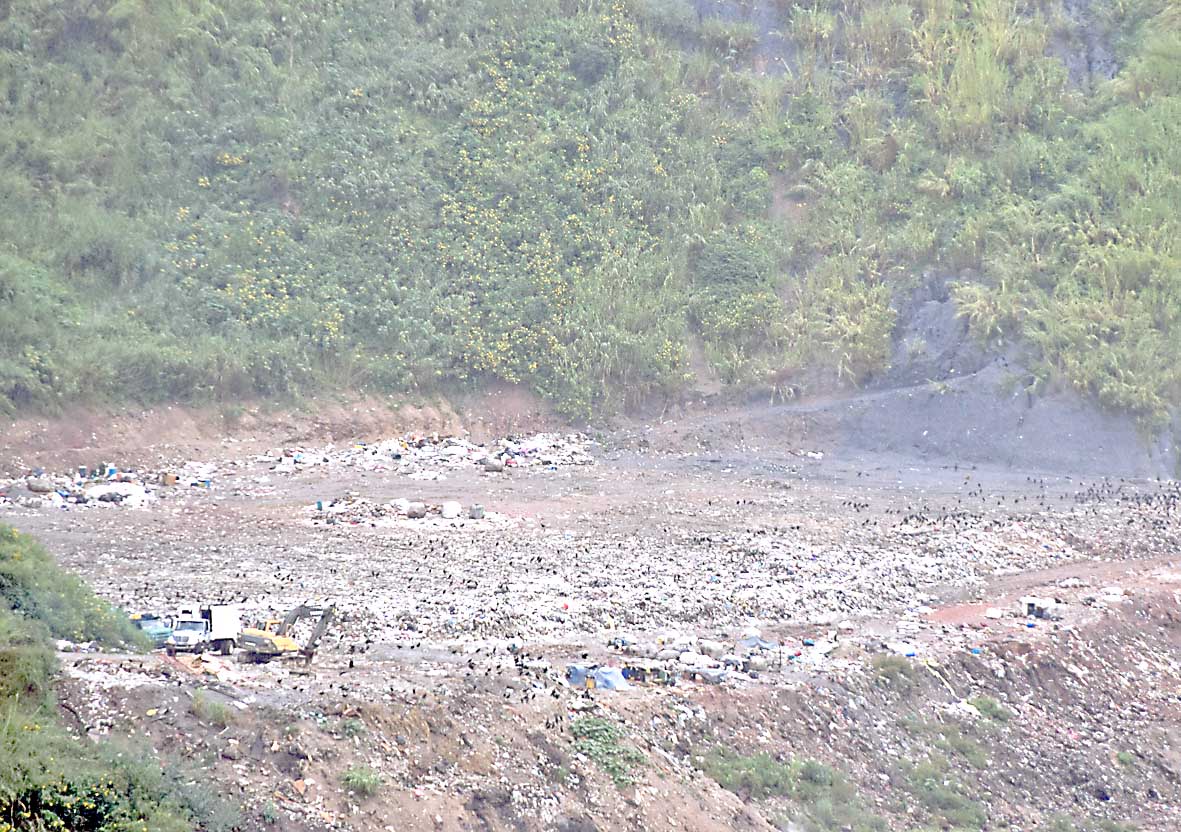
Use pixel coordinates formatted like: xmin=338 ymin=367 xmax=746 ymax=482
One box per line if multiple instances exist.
xmin=1052 ymin=0 xmax=1120 ymax=90
xmin=4 ymin=483 xmax=33 ymax=500
xmin=811 ymin=273 xmax=1181 ymax=477
xmin=878 ymin=276 xmax=989 ymax=389
xmin=751 ymin=273 xmax=1179 ymax=478
xmin=827 ymin=361 xmax=1176 ymax=477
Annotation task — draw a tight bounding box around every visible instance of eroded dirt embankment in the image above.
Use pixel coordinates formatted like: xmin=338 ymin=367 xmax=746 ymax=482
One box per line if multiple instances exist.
xmin=0 ymin=386 xmax=559 ymax=477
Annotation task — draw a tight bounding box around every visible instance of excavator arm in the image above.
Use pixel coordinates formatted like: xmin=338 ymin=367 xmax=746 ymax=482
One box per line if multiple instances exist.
xmin=300 ymin=605 xmax=336 ymax=664
xmin=242 ymin=602 xmax=334 ymax=663
xmin=277 ymin=604 xmax=312 ymax=636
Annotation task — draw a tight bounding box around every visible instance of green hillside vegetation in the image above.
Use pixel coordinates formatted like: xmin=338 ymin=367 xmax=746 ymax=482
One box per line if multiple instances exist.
xmin=0 ymin=525 xmax=228 ymax=832
xmin=0 ymin=0 xmax=1177 ymax=421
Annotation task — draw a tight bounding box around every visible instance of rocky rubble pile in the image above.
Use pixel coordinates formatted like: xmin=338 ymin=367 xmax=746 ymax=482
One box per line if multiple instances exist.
xmin=568 ymin=630 xmax=790 ymax=689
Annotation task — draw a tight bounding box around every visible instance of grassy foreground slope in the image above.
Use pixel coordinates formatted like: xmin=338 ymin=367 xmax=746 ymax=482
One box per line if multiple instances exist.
xmin=0 ymin=0 xmax=1177 ymax=420
xmin=0 ymin=525 xmax=230 ymax=832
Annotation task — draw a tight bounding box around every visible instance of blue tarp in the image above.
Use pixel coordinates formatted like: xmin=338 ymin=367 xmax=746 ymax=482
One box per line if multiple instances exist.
xmin=591 ymin=667 xmax=630 ymax=690
xmin=566 ymin=663 xmax=593 ymax=687
xmin=565 ymin=663 xmax=631 ymax=690
xmin=694 ymin=668 xmax=728 ymax=685
xmin=738 ymin=636 xmax=779 ymax=650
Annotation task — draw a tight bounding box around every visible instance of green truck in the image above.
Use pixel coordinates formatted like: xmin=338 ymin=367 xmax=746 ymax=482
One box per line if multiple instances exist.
xmin=130 ymin=612 xmax=172 ymax=647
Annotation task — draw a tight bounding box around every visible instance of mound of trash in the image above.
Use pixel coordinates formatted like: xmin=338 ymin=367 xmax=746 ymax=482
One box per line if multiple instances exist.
xmin=0 ymin=432 xmax=594 ymax=514
xmin=0 ymin=468 xmax=160 ymax=510
xmin=264 ymin=432 xmax=595 ymax=479
xmin=306 ymin=494 xmax=512 ymax=530
xmin=0 ymin=459 xmax=228 ymax=512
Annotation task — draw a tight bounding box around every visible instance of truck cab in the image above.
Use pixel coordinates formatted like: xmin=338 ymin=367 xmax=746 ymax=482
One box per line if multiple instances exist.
xmin=164 ymin=605 xmax=241 ymax=655
xmin=165 ymin=616 xmax=208 ymax=654
xmin=130 ymin=612 xmax=172 ymax=647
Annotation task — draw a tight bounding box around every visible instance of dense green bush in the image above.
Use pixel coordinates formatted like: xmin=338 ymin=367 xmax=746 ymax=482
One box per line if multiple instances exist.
xmin=700 ymin=748 xmax=887 ymax=831
xmin=0 ymin=614 xmax=54 ymax=703
xmin=339 ymin=765 xmax=383 ymax=799
xmin=571 ymin=716 xmax=646 ymax=787
xmin=0 ymin=0 xmax=1177 ymax=420
xmin=0 ymin=728 xmax=197 ymax=832
xmin=0 ymin=527 xmax=144 ymax=648
xmin=0 ymin=526 xmax=226 ymax=832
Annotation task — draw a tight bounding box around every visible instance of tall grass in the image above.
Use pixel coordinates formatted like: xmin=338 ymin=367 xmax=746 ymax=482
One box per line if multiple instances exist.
xmin=0 ymin=0 xmax=1177 ymax=420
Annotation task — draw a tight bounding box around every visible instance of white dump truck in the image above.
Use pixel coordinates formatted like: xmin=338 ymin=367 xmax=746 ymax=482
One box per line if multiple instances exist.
xmin=165 ymin=605 xmax=241 ymax=655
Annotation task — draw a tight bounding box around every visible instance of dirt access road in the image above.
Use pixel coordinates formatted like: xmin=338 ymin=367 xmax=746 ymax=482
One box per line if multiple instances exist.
xmin=3 ymin=400 xmax=1180 ymax=831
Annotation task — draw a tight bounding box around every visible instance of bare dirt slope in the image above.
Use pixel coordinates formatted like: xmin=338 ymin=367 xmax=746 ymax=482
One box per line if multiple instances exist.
xmin=0 ymin=386 xmax=556 ymax=477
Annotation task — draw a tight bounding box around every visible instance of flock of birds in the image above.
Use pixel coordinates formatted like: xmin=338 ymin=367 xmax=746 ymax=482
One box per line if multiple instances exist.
xmin=68 ymin=448 xmax=1180 ymax=727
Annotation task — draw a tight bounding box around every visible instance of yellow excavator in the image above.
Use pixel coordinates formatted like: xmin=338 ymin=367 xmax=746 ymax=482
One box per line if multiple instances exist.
xmin=239 ymin=603 xmax=335 ymax=664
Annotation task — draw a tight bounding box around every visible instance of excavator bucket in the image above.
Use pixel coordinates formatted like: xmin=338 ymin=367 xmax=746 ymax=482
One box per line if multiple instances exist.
xmin=301 ymin=605 xmax=336 ymax=664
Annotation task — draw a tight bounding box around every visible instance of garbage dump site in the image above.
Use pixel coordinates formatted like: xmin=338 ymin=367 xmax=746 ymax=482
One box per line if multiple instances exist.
xmin=4 ymin=421 xmax=1181 ymax=832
